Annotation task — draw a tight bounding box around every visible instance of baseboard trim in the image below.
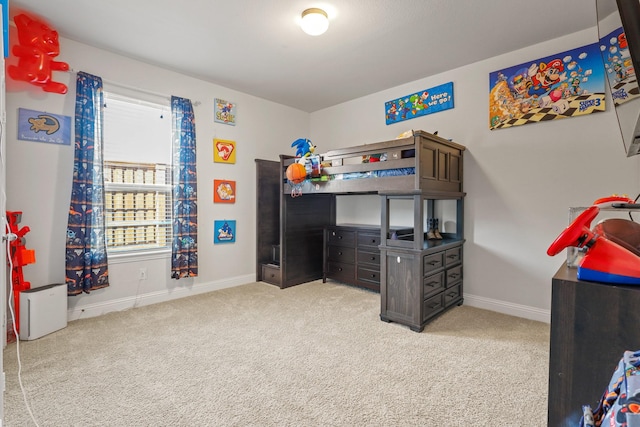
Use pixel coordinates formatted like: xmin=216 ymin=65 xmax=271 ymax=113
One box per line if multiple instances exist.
xmin=463 ymin=293 xmax=550 ymax=324
xmin=67 ymin=278 xmax=551 ymax=324
xmin=68 ymin=274 xmax=256 ymax=321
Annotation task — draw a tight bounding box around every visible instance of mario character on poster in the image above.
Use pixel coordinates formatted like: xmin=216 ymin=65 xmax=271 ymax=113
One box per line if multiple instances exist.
xmin=489 ymin=42 xmax=606 ymax=130
xmin=599 ymin=27 xmax=638 ymax=106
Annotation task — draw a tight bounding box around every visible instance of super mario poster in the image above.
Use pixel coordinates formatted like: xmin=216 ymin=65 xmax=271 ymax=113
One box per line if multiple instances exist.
xmin=385 ymin=82 xmax=454 ymax=125
xmin=214 ymin=220 xmax=236 ymax=244
xmin=489 ymin=42 xmax=606 ymax=130
xmin=599 ymin=27 xmax=639 ymax=106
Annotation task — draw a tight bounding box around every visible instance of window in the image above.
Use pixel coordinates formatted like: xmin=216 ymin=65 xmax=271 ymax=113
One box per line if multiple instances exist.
xmin=102 ymin=90 xmax=173 ymax=254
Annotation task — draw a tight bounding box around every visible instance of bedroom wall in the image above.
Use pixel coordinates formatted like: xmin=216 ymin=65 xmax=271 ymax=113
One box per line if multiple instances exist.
xmin=310 ymin=27 xmax=640 ymax=322
xmin=5 ymin=36 xmax=309 ymax=319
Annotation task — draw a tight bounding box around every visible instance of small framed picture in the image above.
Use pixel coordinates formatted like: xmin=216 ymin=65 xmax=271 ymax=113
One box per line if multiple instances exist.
xmin=213 ymin=138 xmax=236 ymax=164
xmin=214 ymin=220 xmax=236 ymax=244
xmin=214 ymin=98 xmax=236 ymax=125
xmin=214 ymin=179 xmax=236 ymax=203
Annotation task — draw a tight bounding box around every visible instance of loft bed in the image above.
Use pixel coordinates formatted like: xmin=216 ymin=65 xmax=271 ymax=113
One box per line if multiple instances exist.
xmin=282 ymin=130 xmax=465 ymax=196
xmin=256 ymin=130 xmax=466 ymax=291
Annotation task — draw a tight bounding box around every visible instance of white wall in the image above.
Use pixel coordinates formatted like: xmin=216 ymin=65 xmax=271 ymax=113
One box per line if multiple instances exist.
xmin=7 ymin=24 xmax=640 ymax=324
xmin=310 ymin=27 xmax=640 ymax=322
xmin=5 ymin=37 xmax=310 ymax=319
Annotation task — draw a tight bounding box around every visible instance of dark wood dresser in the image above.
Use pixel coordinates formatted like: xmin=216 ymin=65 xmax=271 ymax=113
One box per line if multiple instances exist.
xmin=548 ymin=264 xmax=640 ymax=426
xmin=323 ymin=224 xmax=381 ymax=292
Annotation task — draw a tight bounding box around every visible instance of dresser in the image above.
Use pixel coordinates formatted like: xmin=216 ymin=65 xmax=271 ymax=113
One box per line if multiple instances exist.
xmin=548 ymin=265 xmax=640 ymax=426
xmin=323 ymin=225 xmax=381 ymax=292
xmin=379 ymin=190 xmax=465 ymax=332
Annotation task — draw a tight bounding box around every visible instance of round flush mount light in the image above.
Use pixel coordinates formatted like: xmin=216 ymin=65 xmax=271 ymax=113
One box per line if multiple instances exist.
xmin=301 ymin=8 xmax=329 ymax=36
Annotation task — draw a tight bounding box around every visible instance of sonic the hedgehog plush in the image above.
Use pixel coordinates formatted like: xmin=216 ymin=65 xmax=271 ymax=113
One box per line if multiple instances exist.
xmin=291 ymin=138 xmax=316 ymax=158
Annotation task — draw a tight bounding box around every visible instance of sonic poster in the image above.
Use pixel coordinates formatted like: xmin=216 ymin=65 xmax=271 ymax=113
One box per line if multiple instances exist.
xmin=489 ymin=42 xmax=606 ymax=130
xmin=18 ymin=108 xmax=71 ymax=145
xmin=214 ymin=220 xmax=236 ymax=244
xmin=385 ymin=82 xmax=454 ymax=125
xmin=599 ymin=27 xmax=639 ymax=106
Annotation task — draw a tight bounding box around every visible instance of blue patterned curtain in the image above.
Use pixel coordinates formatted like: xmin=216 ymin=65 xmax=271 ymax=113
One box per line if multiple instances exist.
xmin=171 ymin=96 xmax=198 ymax=279
xmin=66 ymin=71 xmax=109 ymax=295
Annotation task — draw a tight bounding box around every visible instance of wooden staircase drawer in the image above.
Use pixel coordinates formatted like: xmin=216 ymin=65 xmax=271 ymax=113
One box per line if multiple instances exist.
xmin=261 ymin=264 xmax=281 ymax=285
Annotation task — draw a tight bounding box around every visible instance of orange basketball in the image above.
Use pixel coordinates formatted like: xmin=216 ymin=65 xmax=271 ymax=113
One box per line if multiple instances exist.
xmin=286 ymin=162 xmax=307 ymax=184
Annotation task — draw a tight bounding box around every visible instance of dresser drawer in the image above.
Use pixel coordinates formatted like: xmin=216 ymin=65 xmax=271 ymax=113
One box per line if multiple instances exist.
xmin=261 ymin=264 xmax=281 ymax=285
xmin=423 ymin=292 xmax=444 ymax=321
xmin=423 ymin=271 xmax=445 ymax=299
xmin=444 ymin=246 xmax=462 ymax=266
xmin=357 ymin=232 xmax=381 ymax=248
xmin=357 ymin=249 xmax=380 ymax=267
xmin=444 ymin=283 xmax=462 ymax=307
xmin=446 ymin=265 xmax=462 ymax=287
xmin=327 ymin=229 xmax=355 ymax=247
xmin=327 ymin=245 xmax=355 ymax=263
xmin=423 ymin=252 xmax=444 ymax=274
xmin=357 ymin=266 xmax=380 ymax=285
xmin=326 ymin=261 xmax=355 ymax=282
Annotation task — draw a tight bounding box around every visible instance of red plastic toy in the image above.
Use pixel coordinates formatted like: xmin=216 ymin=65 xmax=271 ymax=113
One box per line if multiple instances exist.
xmin=6 ymin=211 xmax=36 ymax=333
xmin=7 ymin=13 xmax=69 ymax=94
xmin=547 ymin=205 xmax=640 ymax=285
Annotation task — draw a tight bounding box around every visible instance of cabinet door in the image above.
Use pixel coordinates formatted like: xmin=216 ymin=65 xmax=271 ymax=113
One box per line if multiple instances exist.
xmin=382 ymin=250 xmax=421 ymax=327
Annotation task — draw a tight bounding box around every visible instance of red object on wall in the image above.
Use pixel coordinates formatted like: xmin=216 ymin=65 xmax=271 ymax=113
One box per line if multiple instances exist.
xmin=6 ymin=211 xmax=36 ymax=334
xmin=7 ymin=13 xmax=69 ymax=94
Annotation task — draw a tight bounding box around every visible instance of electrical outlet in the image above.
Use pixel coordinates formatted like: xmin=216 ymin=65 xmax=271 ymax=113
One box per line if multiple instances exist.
xmin=139 ymin=268 xmax=147 ymax=280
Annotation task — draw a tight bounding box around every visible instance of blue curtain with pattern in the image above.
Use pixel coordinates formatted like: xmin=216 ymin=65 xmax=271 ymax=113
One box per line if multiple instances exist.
xmin=66 ymin=71 xmax=109 ymax=295
xmin=171 ymin=96 xmax=198 ymax=279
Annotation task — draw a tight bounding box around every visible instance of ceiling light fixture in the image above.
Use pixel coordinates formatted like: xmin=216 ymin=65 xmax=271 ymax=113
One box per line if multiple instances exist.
xmin=300 ymin=8 xmax=329 ymax=36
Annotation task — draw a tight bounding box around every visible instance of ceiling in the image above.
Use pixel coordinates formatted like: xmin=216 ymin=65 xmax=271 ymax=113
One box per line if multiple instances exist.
xmin=9 ymin=0 xmax=600 ymax=112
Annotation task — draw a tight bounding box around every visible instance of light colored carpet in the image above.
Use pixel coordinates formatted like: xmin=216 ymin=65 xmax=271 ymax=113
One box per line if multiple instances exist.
xmin=3 ymin=280 xmax=550 ymax=426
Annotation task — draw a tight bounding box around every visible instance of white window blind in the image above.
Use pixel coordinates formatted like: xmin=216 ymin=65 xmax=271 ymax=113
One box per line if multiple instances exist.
xmin=102 ymin=91 xmax=173 ymax=254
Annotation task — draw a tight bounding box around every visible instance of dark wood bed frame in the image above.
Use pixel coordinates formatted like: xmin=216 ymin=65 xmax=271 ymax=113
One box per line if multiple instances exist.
xmin=256 ymin=130 xmax=466 ymax=331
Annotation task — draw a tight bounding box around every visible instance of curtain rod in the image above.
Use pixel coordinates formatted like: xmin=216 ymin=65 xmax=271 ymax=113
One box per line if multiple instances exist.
xmin=66 ymin=69 xmax=201 ymax=106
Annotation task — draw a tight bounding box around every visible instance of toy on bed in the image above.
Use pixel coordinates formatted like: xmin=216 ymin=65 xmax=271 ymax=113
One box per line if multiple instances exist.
xmin=547 ymin=196 xmax=640 ymax=285
xmin=291 ymin=138 xmax=316 ymax=158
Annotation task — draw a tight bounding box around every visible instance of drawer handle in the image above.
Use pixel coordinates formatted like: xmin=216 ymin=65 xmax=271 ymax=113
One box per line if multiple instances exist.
xmin=427 ymin=260 xmax=440 ymax=266
xmin=447 ymin=255 xmax=457 ymax=259
xmin=338 ymin=236 xmax=342 ymax=239
xmin=427 ymin=302 xmax=440 ymax=309
xmin=270 ymin=273 xmax=275 ymax=278
xmin=371 ymin=239 xmax=377 ymax=243
xmin=370 ymin=256 xmax=376 ymax=261
xmin=338 ymin=251 xmax=342 ymax=255
xmin=425 ymin=281 xmax=439 ymax=288
xmin=370 ymin=273 xmax=376 ymax=278
xmin=338 ymin=267 xmax=342 ymax=271
xmin=449 ymin=273 xmax=459 ymax=279
xmin=447 ymin=292 xmax=458 ymax=298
